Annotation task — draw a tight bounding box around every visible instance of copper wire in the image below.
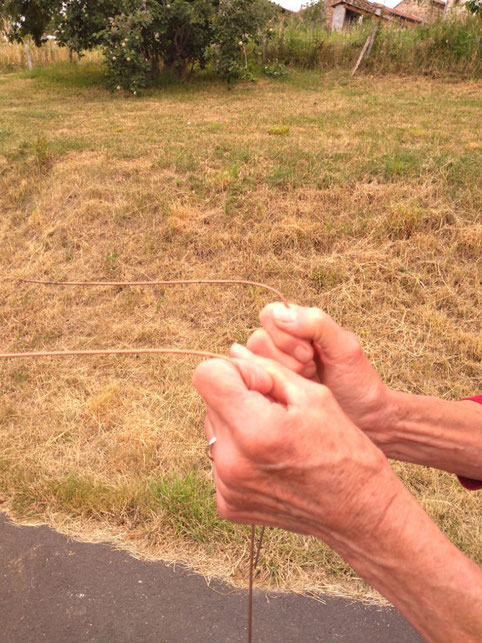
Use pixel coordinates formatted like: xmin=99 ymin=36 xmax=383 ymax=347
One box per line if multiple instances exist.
xmin=5 ymin=277 xmax=294 ymax=641
xmin=23 ymin=278 xmax=290 ymax=308
xmin=248 ymin=525 xmax=255 ymax=643
xmin=0 ymin=348 xmax=226 ymax=360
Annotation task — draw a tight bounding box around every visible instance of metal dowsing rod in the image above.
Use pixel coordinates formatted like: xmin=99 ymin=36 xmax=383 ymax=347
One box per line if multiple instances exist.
xmin=0 ymin=348 xmax=226 ymax=360
xmin=22 ymin=278 xmax=290 ymax=309
xmin=3 ymin=277 xmax=292 ymax=643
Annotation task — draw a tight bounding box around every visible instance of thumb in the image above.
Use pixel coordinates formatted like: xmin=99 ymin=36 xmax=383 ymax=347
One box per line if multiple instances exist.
xmin=269 ymin=303 xmax=357 ymax=362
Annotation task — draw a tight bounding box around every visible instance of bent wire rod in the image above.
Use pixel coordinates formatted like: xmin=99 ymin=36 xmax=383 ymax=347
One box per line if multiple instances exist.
xmin=3 ymin=278 xmax=283 ymax=642
xmin=23 ymin=278 xmax=290 ymax=309
xmin=1 ymin=345 xmax=266 ymax=642
xmin=0 ymin=348 xmax=226 ymax=360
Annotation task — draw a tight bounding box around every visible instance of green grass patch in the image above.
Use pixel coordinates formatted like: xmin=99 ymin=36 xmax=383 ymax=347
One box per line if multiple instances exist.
xmin=268 ymin=125 xmax=290 ymax=136
xmin=150 ymin=471 xmax=228 ymax=542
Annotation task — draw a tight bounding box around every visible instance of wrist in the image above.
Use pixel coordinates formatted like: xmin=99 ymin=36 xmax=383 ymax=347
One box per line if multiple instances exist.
xmin=310 ymin=446 xmax=404 ymax=549
xmin=329 ymin=480 xmax=482 ymax=642
xmin=359 ymin=387 xmax=400 ymax=455
xmin=366 ymin=390 xmax=482 ymax=479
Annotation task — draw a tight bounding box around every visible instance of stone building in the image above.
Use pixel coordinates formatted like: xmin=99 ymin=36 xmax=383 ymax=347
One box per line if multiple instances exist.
xmin=325 ymin=0 xmax=466 ymax=31
xmin=326 ymin=0 xmax=424 ymax=31
xmin=389 ymin=0 xmax=445 ymax=22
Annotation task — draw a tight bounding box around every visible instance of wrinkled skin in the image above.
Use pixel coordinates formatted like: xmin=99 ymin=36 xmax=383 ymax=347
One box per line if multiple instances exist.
xmin=193 ymin=355 xmax=398 ymax=547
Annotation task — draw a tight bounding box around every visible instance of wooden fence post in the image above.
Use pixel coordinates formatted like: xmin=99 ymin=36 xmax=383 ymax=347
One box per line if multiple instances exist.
xmin=351 ymin=25 xmax=377 ymax=77
xmin=24 ymin=43 xmax=33 ymax=71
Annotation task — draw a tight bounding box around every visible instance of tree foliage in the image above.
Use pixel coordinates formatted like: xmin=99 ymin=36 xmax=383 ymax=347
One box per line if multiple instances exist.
xmin=2 ymin=0 xmax=59 ymax=46
xmin=3 ymin=0 xmax=275 ymax=90
xmin=465 ymin=0 xmax=481 ymax=16
xmin=55 ymin=0 xmax=119 ymax=54
xmin=299 ymin=0 xmax=325 ymax=27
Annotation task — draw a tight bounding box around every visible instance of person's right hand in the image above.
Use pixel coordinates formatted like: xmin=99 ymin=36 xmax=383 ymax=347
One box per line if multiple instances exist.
xmin=232 ymin=304 xmax=393 ymax=445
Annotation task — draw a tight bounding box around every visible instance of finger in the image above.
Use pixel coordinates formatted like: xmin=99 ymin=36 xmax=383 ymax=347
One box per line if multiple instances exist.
xmin=259 ymin=304 xmax=314 ymax=364
xmin=231 ymin=353 xmax=276 ymax=396
xmin=266 ymin=303 xmax=358 ymax=363
xmin=230 ymin=346 xmax=312 ymax=408
xmin=193 ymin=359 xmax=249 ymax=407
xmin=244 ymin=329 xmax=313 ymax=375
xmin=193 ymin=358 xmax=274 ymax=429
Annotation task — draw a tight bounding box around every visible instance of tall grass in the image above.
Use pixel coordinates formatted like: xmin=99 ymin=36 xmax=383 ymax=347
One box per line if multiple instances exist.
xmin=266 ymin=15 xmax=482 ymax=77
xmin=0 ymin=40 xmax=103 ymax=73
xmin=370 ymin=15 xmax=482 ymax=76
xmin=1 ymin=15 xmax=480 ymax=79
xmin=265 ymin=16 xmax=372 ymax=69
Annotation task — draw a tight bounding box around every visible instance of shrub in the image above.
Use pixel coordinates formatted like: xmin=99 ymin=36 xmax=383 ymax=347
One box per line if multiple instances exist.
xmin=3 ymin=0 xmax=273 ymax=91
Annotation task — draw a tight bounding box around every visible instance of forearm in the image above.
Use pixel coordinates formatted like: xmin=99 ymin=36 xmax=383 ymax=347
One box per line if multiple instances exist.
xmin=320 ymin=475 xmax=482 ymax=642
xmin=371 ymin=392 xmax=482 ymax=479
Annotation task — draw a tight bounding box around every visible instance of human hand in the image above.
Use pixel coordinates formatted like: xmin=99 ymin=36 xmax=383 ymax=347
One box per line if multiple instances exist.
xmin=236 ymin=304 xmax=392 ymax=445
xmin=193 ymin=355 xmax=400 ymax=549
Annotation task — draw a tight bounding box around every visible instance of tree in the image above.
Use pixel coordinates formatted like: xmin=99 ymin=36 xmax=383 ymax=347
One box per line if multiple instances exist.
xmin=55 ymin=0 xmax=119 ymax=57
xmin=300 ymin=0 xmax=325 ymax=28
xmin=210 ymin=0 xmax=273 ymax=84
xmin=4 ymin=0 xmax=272 ymax=91
xmin=2 ymin=0 xmax=60 ymax=46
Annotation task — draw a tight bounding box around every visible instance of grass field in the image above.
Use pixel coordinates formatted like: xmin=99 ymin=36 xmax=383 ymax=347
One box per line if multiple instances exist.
xmin=0 ymin=60 xmax=481 ymax=601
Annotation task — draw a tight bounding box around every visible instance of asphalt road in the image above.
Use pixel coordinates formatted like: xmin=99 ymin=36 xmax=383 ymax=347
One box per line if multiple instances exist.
xmin=0 ymin=513 xmax=421 ymax=642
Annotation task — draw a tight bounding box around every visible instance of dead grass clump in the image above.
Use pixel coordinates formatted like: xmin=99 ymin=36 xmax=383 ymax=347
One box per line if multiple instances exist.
xmin=0 ymin=67 xmax=481 ymax=600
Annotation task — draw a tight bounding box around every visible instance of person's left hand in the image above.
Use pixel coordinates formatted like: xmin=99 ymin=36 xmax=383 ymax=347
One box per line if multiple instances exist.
xmin=193 ymin=354 xmax=401 ymax=548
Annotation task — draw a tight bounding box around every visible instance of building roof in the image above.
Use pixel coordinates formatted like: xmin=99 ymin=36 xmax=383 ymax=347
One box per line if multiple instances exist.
xmin=372 ymin=1 xmax=423 ymax=21
xmin=331 ymin=0 xmax=423 ymax=23
xmin=331 ymin=0 xmax=381 ymax=12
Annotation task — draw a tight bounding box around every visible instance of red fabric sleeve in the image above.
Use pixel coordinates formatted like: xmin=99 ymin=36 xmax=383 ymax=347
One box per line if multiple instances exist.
xmin=457 ymin=395 xmax=482 ymax=490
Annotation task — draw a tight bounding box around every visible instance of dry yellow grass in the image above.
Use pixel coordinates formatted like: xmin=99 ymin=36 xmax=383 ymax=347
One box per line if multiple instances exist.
xmin=0 ymin=41 xmax=102 ymax=73
xmin=0 ymin=62 xmax=481 ymax=601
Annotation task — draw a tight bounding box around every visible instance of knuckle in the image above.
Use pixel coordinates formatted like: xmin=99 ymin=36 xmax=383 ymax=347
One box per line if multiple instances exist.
xmin=309 ymin=306 xmax=325 ymax=323
xmin=246 ymin=328 xmax=268 ymax=352
xmin=217 ymin=495 xmax=237 ymax=522
xmin=344 ymin=331 xmax=363 ymax=357
xmin=312 ymin=382 xmax=331 ymax=404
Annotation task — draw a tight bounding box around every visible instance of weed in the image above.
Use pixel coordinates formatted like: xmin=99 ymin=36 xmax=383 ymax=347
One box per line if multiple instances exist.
xmin=205 ymin=122 xmax=222 ymax=132
xmin=106 ymin=251 xmax=119 ymax=271
xmin=10 ymin=368 xmax=29 ymax=383
xmin=150 ymin=471 xmax=225 ymax=542
xmin=268 ymin=125 xmax=290 ymax=136
xmin=263 ymin=61 xmax=289 ymax=78
xmin=311 ymin=267 xmax=346 ymax=291
xmin=34 ymin=135 xmax=51 ymax=169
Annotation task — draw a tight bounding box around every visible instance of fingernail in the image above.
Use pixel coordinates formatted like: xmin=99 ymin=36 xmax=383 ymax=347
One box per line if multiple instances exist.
xmin=294 ymin=345 xmax=312 ymax=363
xmin=273 ymin=305 xmax=297 ymax=323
